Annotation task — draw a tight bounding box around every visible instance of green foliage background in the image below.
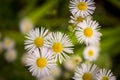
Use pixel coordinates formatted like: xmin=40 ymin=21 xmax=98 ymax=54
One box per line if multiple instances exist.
xmin=0 ymin=0 xmax=120 ymax=80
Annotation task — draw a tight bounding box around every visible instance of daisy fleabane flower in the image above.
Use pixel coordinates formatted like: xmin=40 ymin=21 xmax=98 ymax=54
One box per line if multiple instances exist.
xmin=45 ymin=32 xmax=74 ymax=63
xmin=4 ymin=49 xmax=17 ymax=63
xmin=26 ymin=47 xmax=57 ymax=78
xmin=83 ymin=46 xmax=99 ymax=61
xmin=73 ymin=63 xmax=99 ymax=80
xmin=3 ymin=37 xmax=15 ymax=50
xmin=69 ymin=0 xmax=96 ymax=17
xmin=69 ymin=15 xmax=92 ymax=25
xmin=75 ymin=19 xmax=102 ymax=45
xmin=96 ymin=69 xmax=116 ymax=80
xmin=20 ymin=18 xmax=34 ymax=34
xmin=25 ymin=27 xmax=49 ymax=53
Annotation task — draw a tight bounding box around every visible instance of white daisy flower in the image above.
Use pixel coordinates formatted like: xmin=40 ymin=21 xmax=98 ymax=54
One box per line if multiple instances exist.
xmin=20 ymin=18 xmax=34 ymax=34
xmin=45 ymin=32 xmax=74 ymax=63
xmin=72 ymin=55 xmax=82 ymax=64
xmin=64 ymin=59 xmax=77 ymax=71
xmin=25 ymin=27 xmax=49 ymax=53
xmin=64 ymin=55 xmax=82 ymax=71
xmin=69 ymin=15 xmax=92 ymax=25
xmin=51 ymin=66 xmax=61 ymax=78
xmin=69 ymin=0 xmax=96 ymax=17
xmin=75 ymin=19 xmax=102 ymax=45
xmin=96 ymin=69 xmax=116 ymax=80
xmin=4 ymin=49 xmax=17 ymax=62
xmin=83 ymin=46 xmax=99 ymax=61
xmin=73 ymin=63 xmax=99 ymax=80
xmin=26 ymin=47 xmax=56 ymax=78
xmin=3 ymin=37 xmax=15 ymax=50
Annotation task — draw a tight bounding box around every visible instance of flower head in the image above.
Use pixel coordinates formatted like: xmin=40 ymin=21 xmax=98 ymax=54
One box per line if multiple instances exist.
xmin=45 ymin=32 xmax=74 ymax=63
xmin=69 ymin=15 xmax=92 ymax=25
xmin=3 ymin=37 xmax=15 ymax=50
xmin=96 ymin=69 xmax=116 ymax=80
xmin=20 ymin=18 xmax=34 ymax=34
xmin=69 ymin=0 xmax=96 ymax=17
xmin=83 ymin=46 xmax=99 ymax=61
xmin=25 ymin=27 xmax=49 ymax=53
xmin=73 ymin=63 xmax=99 ymax=80
xmin=26 ymin=47 xmax=56 ymax=78
xmin=4 ymin=49 xmax=17 ymax=62
xmin=75 ymin=19 xmax=102 ymax=45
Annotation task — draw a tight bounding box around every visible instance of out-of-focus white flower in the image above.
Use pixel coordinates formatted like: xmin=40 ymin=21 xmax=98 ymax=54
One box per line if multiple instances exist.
xmin=45 ymin=32 xmax=74 ymax=63
xmin=69 ymin=15 xmax=92 ymax=25
xmin=25 ymin=27 xmax=49 ymax=53
xmin=75 ymin=19 xmax=102 ymax=45
xmin=64 ymin=55 xmax=82 ymax=71
xmin=96 ymin=69 xmax=116 ymax=80
xmin=26 ymin=47 xmax=57 ymax=78
xmin=72 ymin=55 xmax=82 ymax=64
xmin=3 ymin=37 xmax=15 ymax=50
xmin=64 ymin=59 xmax=77 ymax=71
xmin=73 ymin=63 xmax=99 ymax=80
xmin=4 ymin=49 xmax=17 ymax=62
xmin=51 ymin=66 xmax=61 ymax=78
xmin=20 ymin=18 xmax=34 ymax=34
xmin=83 ymin=46 xmax=99 ymax=61
xmin=69 ymin=0 xmax=96 ymax=17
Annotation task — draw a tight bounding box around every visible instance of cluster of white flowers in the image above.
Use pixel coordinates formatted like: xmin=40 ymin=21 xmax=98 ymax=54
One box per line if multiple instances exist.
xmin=23 ymin=0 xmax=116 ymax=79
xmin=0 ymin=33 xmax=17 ymax=63
xmin=24 ymin=27 xmax=74 ymax=79
xmin=73 ymin=63 xmax=116 ymax=80
xmin=69 ymin=0 xmax=116 ymax=80
xmin=69 ymin=0 xmax=102 ymax=62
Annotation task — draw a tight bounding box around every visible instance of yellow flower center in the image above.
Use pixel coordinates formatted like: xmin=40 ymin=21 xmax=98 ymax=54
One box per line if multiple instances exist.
xmin=34 ymin=37 xmax=44 ymax=47
xmin=102 ymin=76 xmax=109 ymax=80
xmin=76 ymin=16 xmax=85 ymax=23
xmin=84 ymin=27 xmax=93 ymax=37
xmin=78 ymin=2 xmax=88 ymax=10
xmin=82 ymin=72 xmax=93 ymax=80
xmin=36 ymin=57 xmax=47 ymax=68
xmin=53 ymin=42 xmax=63 ymax=53
xmin=6 ymin=40 xmax=12 ymax=45
xmin=88 ymin=50 xmax=94 ymax=57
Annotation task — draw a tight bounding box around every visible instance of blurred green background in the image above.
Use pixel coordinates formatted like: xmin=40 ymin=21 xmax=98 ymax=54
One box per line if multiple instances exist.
xmin=0 ymin=0 xmax=120 ymax=80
